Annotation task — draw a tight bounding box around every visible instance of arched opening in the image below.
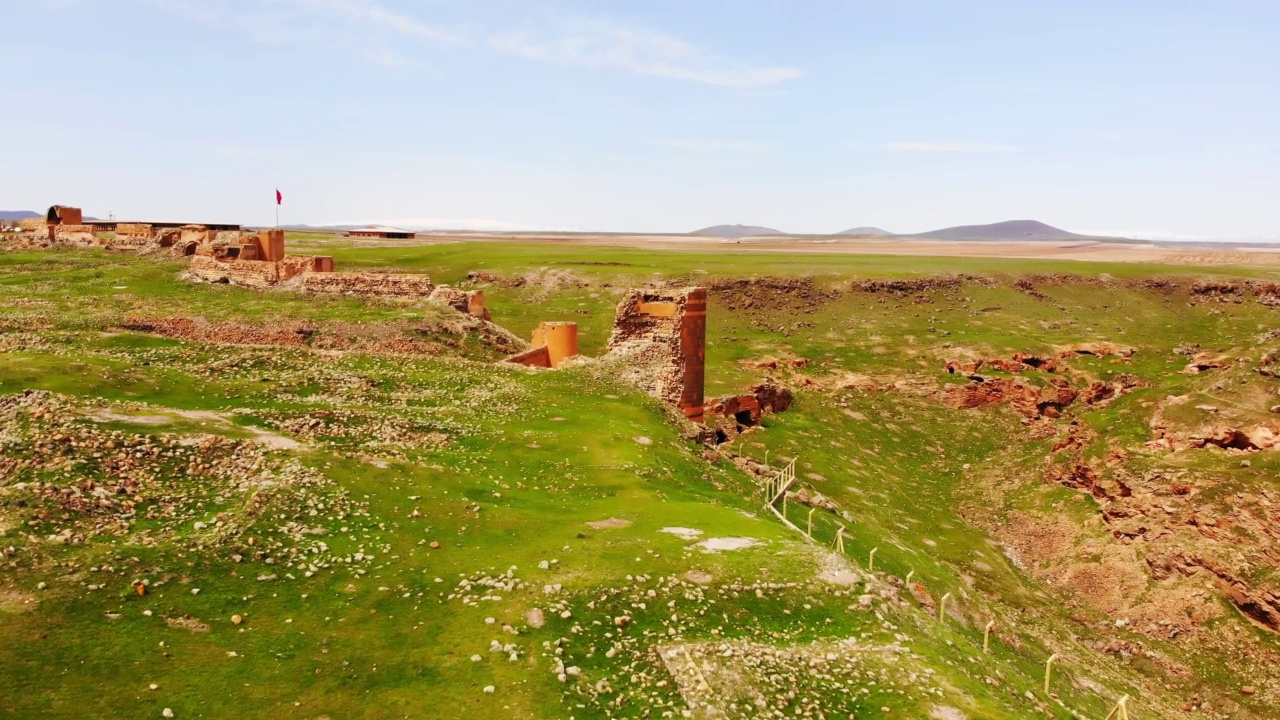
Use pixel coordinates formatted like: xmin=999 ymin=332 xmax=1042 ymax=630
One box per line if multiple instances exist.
xmin=182 ymin=242 xmax=198 ymax=256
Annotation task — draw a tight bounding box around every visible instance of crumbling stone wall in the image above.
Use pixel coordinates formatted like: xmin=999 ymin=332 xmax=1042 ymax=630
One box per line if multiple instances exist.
xmin=18 ymin=218 xmax=48 ymax=234
xmin=186 ymin=255 xmax=282 ymax=287
xmin=116 ymin=224 xmax=154 ymax=240
xmin=429 ymin=287 xmax=491 ymax=320
xmin=300 ymin=272 xmax=436 ymax=298
xmin=605 ymin=287 xmax=707 ymax=422
xmin=179 ymin=225 xmax=213 ymax=246
xmin=53 ymin=224 xmax=99 ymax=245
xmin=278 ymin=255 xmax=319 ymax=282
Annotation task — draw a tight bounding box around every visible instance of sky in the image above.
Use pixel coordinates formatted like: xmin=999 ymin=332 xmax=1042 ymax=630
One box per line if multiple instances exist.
xmin=2 ymin=1 xmax=1278 ymax=239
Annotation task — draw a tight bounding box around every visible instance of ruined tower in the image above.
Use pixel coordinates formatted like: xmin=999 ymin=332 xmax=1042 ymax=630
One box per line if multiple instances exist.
xmin=606 ymin=287 xmax=707 ymax=423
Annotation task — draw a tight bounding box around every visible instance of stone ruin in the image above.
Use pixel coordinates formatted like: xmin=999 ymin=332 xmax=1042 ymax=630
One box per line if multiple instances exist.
xmin=506 ymin=321 xmax=580 ymax=369
xmin=501 ymin=288 xmax=788 ymax=435
xmin=604 ymin=288 xmax=708 ymax=423
xmin=500 ymin=289 xmax=708 ymax=423
xmin=183 ymin=228 xmax=335 ymax=288
xmin=11 ymin=206 xmax=90 ymax=244
xmin=182 ymin=230 xmax=491 ymax=318
xmin=705 ymin=382 xmax=794 ymax=439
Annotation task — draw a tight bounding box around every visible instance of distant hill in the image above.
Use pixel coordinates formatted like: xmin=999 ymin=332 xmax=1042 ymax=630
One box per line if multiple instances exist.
xmin=904 ymin=220 xmax=1095 ymax=241
xmin=692 ymin=224 xmax=786 ymax=239
xmin=835 ymin=226 xmax=893 ymax=236
xmin=0 ymin=210 xmax=39 ymax=221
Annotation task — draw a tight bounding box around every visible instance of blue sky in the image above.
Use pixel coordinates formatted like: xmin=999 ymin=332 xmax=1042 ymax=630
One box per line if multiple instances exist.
xmin=3 ymin=1 xmax=1277 ymax=239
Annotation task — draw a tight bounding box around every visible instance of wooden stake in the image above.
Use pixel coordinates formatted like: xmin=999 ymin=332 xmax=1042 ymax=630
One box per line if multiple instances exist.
xmin=1044 ymin=654 xmax=1060 ymax=695
xmin=834 ymin=524 xmax=846 ymax=554
xmin=806 ymin=507 xmax=815 ymax=539
xmin=938 ymin=592 xmax=951 ymax=623
xmin=1103 ymin=694 xmax=1130 ymax=720
xmin=983 ymin=620 xmax=995 ymax=653
xmin=868 ymin=547 xmax=878 ymax=572
xmin=905 ymin=569 xmax=915 ymax=584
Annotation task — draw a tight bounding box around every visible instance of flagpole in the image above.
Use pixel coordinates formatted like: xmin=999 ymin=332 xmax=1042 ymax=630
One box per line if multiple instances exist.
xmin=275 ymin=186 xmax=279 ymax=228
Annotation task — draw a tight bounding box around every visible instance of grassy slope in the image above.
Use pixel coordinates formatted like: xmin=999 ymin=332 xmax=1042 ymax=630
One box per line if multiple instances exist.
xmin=1 ymin=243 xmax=1278 ymax=718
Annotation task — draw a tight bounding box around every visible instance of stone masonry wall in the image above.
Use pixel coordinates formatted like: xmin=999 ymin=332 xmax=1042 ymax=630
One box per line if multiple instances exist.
xmin=300 ymin=272 xmax=437 ymax=297
xmin=605 ymin=287 xmax=707 ymax=422
xmin=116 ymin=224 xmax=154 ymax=239
xmin=187 ymin=255 xmax=280 ymax=288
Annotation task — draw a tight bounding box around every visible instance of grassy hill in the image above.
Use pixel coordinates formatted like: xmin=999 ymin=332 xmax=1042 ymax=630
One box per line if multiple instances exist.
xmin=2 ymin=241 xmax=1279 ymax=718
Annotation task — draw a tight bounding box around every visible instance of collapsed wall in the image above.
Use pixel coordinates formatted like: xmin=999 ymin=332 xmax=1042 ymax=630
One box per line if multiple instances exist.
xmin=53 ymin=225 xmax=99 ymax=245
xmin=605 ymin=287 xmax=707 ymax=423
xmin=427 ymin=287 xmax=491 ymax=320
xmin=300 ymin=272 xmax=437 ymax=298
xmin=187 ymin=255 xmax=284 ymax=287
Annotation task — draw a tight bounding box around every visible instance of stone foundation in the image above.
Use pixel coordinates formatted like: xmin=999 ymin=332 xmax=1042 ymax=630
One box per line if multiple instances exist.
xmin=300 ymin=271 xmax=437 ymax=297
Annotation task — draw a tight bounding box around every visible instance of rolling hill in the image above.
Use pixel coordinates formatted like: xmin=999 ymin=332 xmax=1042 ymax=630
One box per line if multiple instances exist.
xmin=692 ymin=224 xmax=786 ymax=239
xmin=904 ymin=219 xmax=1095 ymax=241
xmin=835 ymin=226 xmax=894 ymax=236
xmin=0 ymin=211 xmax=40 ymax=221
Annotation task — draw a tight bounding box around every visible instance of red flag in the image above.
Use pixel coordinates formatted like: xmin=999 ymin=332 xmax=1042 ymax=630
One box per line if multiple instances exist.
xmin=276 ymin=189 xmax=283 ymax=205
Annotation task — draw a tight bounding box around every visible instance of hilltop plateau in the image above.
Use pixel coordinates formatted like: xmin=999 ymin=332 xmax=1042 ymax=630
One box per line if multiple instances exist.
xmin=2 ymin=234 xmax=1280 ymax=719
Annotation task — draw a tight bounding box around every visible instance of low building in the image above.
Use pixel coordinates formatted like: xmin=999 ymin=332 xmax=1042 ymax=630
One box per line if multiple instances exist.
xmin=85 ymin=220 xmax=241 ymax=233
xmin=348 ymin=226 xmax=416 ymax=239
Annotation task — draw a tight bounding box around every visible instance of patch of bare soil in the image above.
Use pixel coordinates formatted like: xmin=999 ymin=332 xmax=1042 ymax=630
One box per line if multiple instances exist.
xmin=465 ymin=267 xmax=590 ymax=300
xmin=585 ymin=518 xmax=632 ymax=530
xmin=708 ymin=277 xmax=838 ymax=330
xmin=1012 ymin=273 xmax=1103 ymax=299
xmin=0 ymin=589 xmax=37 ymax=614
xmin=119 ymin=315 xmax=523 ymax=357
xmin=89 ymin=407 xmax=304 ymax=450
xmin=847 ymin=274 xmax=992 ymax=296
xmin=166 ymin=615 xmax=210 ymax=633
xmin=121 ymin=317 xmax=311 ymax=346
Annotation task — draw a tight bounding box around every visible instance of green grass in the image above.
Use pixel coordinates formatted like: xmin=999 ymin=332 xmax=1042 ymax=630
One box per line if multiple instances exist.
xmin=3 ymin=242 xmax=1280 ymax=718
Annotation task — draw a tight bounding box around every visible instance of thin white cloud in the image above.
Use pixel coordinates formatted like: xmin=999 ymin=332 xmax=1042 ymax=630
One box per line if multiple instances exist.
xmin=656 ymin=139 xmax=771 ymax=153
xmin=884 ymin=141 xmax=1019 ymax=154
xmin=491 ymin=21 xmax=802 ymax=88
xmin=288 ymin=0 xmax=465 ymax=44
xmin=148 ymin=0 xmax=463 ymax=65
